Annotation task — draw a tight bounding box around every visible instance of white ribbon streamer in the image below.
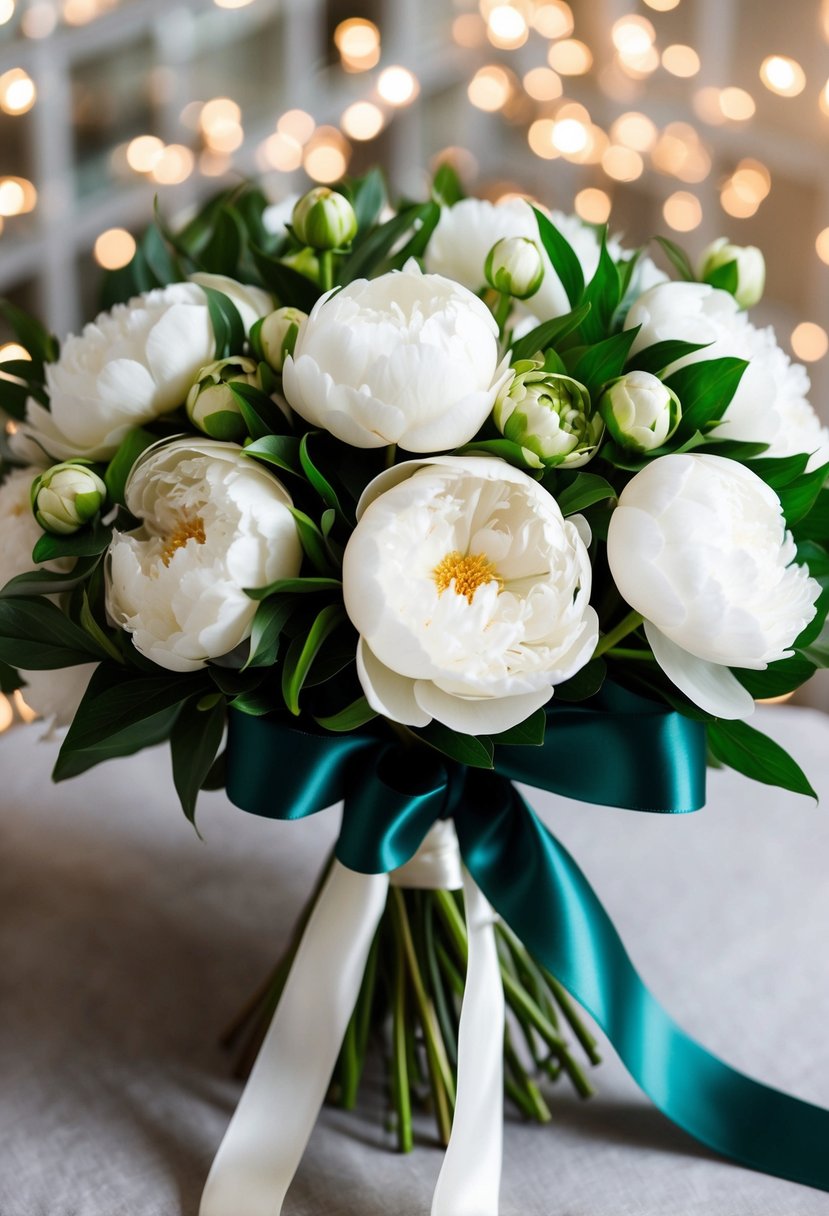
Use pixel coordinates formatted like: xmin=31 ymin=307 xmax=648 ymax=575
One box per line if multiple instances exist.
xmin=200 ymin=834 xmax=505 ymax=1216
xmin=199 ymin=862 xmax=389 ymax=1216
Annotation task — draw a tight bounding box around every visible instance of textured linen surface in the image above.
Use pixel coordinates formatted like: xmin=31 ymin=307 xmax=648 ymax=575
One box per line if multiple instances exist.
xmin=0 ymin=706 xmax=828 ymax=1216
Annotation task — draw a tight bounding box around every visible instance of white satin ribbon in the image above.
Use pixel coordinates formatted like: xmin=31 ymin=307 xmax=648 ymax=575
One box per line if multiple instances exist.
xmin=200 ymin=833 xmax=505 ymax=1216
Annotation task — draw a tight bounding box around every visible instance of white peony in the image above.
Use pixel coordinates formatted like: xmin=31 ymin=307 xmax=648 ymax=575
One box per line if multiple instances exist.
xmin=342 ymin=456 xmax=599 ymax=734
xmin=625 ymin=282 xmax=829 ymax=471
xmin=606 ymin=453 xmax=820 ymax=718
xmin=13 ymin=277 xmax=272 ymax=465
xmin=0 ymin=467 xmax=94 ymax=728
xmin=698 ymin=238 xmax=765 ymax=310
xmin=106 ymin=438 xmax=302 ymax=672
xmin=282 ymin=263 xmax=511 ymax=452
xmin=425 ymin=197 xmax=665 ymax=321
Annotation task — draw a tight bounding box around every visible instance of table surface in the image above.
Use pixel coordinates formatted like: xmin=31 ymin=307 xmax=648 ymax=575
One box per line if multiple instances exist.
xmin=2 ymin=705 xmax=829 ymax=1216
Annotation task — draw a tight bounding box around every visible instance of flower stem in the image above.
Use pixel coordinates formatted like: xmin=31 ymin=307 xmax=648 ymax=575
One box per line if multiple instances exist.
xmin=493 ymin=291 xmax=512 ymax=339
xmin=319 ymin=250 xmax=335 ymax=293
xmin=390 ymin=915 xmax=413 ymax=1153
xmin=606 ymin=647 xmax=656 ymax=662
xmin=384 ymin=443 xmax=397 ymax=469
xmin=593 ymin=610 xmax=645 ymax=658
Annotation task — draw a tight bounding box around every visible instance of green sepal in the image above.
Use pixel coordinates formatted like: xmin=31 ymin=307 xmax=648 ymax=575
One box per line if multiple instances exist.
xmin=250 ymin=243 xmax=323 ymax=312
xmin=432 ymin=163 xmax=465 ymax=207
xmin=704 ymin=259 xmax=739 ymax=295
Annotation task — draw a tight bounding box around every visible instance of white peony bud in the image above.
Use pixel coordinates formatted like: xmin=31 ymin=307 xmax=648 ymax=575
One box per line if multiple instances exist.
xmin=186 ymin=357 xmax=261 ymax=441
xmin=342 ymin=455 xmax=599 ymax=735
xmin=484 ymin=237 xmax=544 ymax=300
xmin=253 ymin=307 xmax=307 ymax=373
xmin=283 ymin=263 xmax=511 ymax=452
xmin=698 ymin=238 xmax=765 ymax=309
xmin=31 ymin=461 xmax=107 ymax=535
xmin=598 ymin=370 xmax=681 ymax=453
xmin=106 ymin=438 xmax=302 ymax=672
xmin=607 ymin=453 xmax=820 ymax=719
xmin=292 ymin=187 xmax=358 ymax=251
xmin=493 ymin=361 xmax=602 ymax=468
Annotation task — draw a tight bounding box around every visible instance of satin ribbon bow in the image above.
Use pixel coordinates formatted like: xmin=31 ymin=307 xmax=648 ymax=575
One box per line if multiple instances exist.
xmin=199 ymin=692 xmax=829 ymax=1216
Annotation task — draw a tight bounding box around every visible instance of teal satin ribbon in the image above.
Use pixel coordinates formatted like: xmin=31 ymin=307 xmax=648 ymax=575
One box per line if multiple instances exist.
xmin=226 ymin=700 xmax=829 ymax=1193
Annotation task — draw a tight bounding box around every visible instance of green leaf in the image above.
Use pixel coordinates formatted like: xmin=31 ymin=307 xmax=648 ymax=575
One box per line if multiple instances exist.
xmin=104 ymin=427 xmax=157 ymax=505
xmin=0 ymin=596 xmax=110 ymax=667
xmin=491 ymin=708 xmax=546 ymax=746
xmin=0 ymin=660 xmax=22 ymax=693
xmin=705 ymin=260 xmax=739 ymax=294
xmin=229 ymin=382 xmax=291 ymax=441
xmin=53 ymin=705 xmax=182 ymax=780
xmin=281 ymin=604 xmax=345 ymax=715
xmin=556 ymin=472 xmax=616 ymax=515
xmin=570 ymin=327 xmax=640 ymax=396
xmin=0 ymin=298 xmax=59 ymax=366
xmin=79 ymin=590 xmax=123 ymax=664
xmin=708 ymin=718 xmax=817 ymax=800
xmin=628 ymin=339 xmax=711 ymax=376
xmin=139 ymin=222 xmax=181 ymax=286
xmin=200 ymin=206 xmax=244 ymax=278
xmin=553 ymin=657 xmax=607 ymax=702
xmin=458 ymin=438 xmax=541 ymax=470
xmin=0 ymin=554 xmax=101 ymax=598
xmin=350 ymin=168 xmax=387 ymax=232
xmin=315 ymin=696 xmax=377 ymax=732
xmin=795 ymin=585 xmax=829 ymax=649
xmin=300 ymin=432 xmax=347 ymax=518
xmin=415 ymin=721 xmax=494 ymax=769
xmin=32 ymin=520 xmax=113 ymax=564
xmin=793 ymin=488 xmax=829 ymax=545
xmin=777 ymin=463 xmax=829 ymax=526
xmin=578 ymin=232 xmax=621 ymax=344
xmin=243 ymin=595 xmax=294 ymax=668
xmin=202 ymin=285 xmax=246 ymax=359
xmin=696 ymin=438 xmax=770 ymax=461
xmin=241 ymin=434 xmax=300 ymax=475
xmin=288 ymin=508 xmax=339 ymax=575
xmin=745 ymin=453 xmax=810 ymax=489
xmin=432 ymin=163 xmax=465 ymax=207
xmin=735 ymin=656 xmax=816 ymax=699
xmin=666 ymin=357 xmax=748 ymax=438
xmin=170 ymin=695 xmax=227 ymax=823
xmin=654 ymin=236 xmax=696 ymax=282
xmin=387 ymin=201 xmax=442 ymax=268
xmin=0 ymin=376 xmax=32 ymax=420
xmin=341 ymin=204 xmax=434 ymax=283
xmin=510 ymin=300 xmax=592 ymax=364
xmin=249 ymin=244 xmax=323 ymax=312
xmin=244 ymin=575 xmax=341 ymax=601
xmin=532 ymin=208 xmax=584 ymax=308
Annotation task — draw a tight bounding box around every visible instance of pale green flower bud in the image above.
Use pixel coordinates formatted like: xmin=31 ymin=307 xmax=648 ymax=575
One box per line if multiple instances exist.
xmin=493 ymin=360 xmax=602 ymax=468
xmin=281 ymin=247 xmax=320 ymax=282
xmin=292 ymin=187 xmax=358 ymax=251
xmin=484 ymin=237 xmax=545 ymax=300
xmin=599 ymin=370 xmax=681 ymax=454
xmin=186 ymin=357 xmax=261 ymax=441
xmin=252 ymin=307 xmax=307 ymax=373
xmin=698 ymin=238 xmax=765 ymax=309
xmin=31 ymin=461 xmax=106 ymax=535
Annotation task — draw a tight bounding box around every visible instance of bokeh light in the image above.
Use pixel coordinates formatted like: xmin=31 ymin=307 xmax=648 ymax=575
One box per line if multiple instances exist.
xmin=126 ymin=134 xmax=164 ymax=173
xmin=94 ymin=228 xmax=136 ymax=270
xmin=816 ymin=227 xmax=829 ymax=265
xmin=334 ymin=18 xmax=381 ymax=72
xmin=663 ymin=191 xmax=702 ymax=231
xmin=0 ymin=177 xmax=37 ymax=215
xmin=468 ymin=65 xmax=513 ymax=112
xmin=791 ymin=322 xmax=829 ymax=361
xmin=548 ymin=39 xmax=593 ymax=76
xmin=760 ymin=55 xmax=806 ymax=97
xmin=150 ymin=145 xmax=194 ymax=185
xmin=662 ymin=45 xmax=701 ymax=77
xmin=341 ymin=101 xmax=384 ymax=141
xmin=575 ymin=187 xmax=611 ymax=223
xmin=303 ymin=127 xmax=351 ymax=182
xmin=523 ymin=67 xmax=562 ymax=101
xmin=0 ymin=69 xmax=36 ymax=116
xmin=486 ymin=4 xmax=529 ymax=50
xmin=377 ymin=66 xmax=419 ymax=106
xmin=610 ymin=111 xmax=657 ymax=152
xmin=531 ymin=1 xmax=573 ymax=39
xmin=602 ymin=144 xmax=644 ymax=182
xmin=0 ymin=0 xmax=15 ymax=25
xmin=718 ymin=86 xmax=756 ymax=121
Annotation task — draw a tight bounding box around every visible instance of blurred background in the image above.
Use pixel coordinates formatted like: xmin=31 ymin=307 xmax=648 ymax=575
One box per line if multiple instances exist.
xmin=0 ymin=0 xmax=827 ymax=716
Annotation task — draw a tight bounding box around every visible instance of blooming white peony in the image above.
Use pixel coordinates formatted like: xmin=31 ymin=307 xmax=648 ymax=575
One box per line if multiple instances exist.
xmin=282 ymin=263 xmax=511 ymax=451
xmin=606 ymin=453 xmax=820 ymax=718
xmin=106 ymin=438 xmax=302 ymax=672
xmin=425 ymin=197 xmax=665 ymax=320
xmin=342 ymin=456 xmax=599 ymax=734
xmin=625 ymin=282 xmax=829 ymax=471
xmin=13 ymin=276 xmax=272 ymax=465
xmin=0 ymin=467 xmax=95 ymax=728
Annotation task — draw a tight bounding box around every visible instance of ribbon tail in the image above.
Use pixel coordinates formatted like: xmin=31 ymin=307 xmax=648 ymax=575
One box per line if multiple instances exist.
xmin=432 ymin=868 xmax=504 ymax=1216
xmin=200 ymin=862 xmax=390 ymax=1216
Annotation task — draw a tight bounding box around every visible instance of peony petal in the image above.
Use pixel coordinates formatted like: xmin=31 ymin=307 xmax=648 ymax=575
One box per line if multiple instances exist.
xmin=144 ymin=304 xmax=213 ymax=411
xmin=414 ymin=680 xmax=553 ymax=735
xmin=356 ymin=638 xmax=431 ymax=727
xmin=644 ymin=622 xmax=754 ymax=720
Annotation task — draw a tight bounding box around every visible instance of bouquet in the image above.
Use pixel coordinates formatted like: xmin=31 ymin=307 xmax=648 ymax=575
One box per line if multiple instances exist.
xmin=2 ymin=166 xmax=829 ymax=1214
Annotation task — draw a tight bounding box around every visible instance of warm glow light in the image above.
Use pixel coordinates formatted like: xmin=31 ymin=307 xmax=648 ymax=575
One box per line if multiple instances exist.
xmin=468 ymin=65 xmax=513 ymax=112
xmin=61 ymin=0 xmax=98 ymax=26
xmin=816 ymin=228 xmax=829 ymax=265
xmin=644 ymin=0 xmax=679 ymax=8
xmin=528 ymin=118 xmax=560 ymax=160
xmin=334 ymin=18 xmax=380 ymax=72
xmin=126 ymin=134 xmax=164 ymax=173
xmin=260 ymin=132 xmax=303 ymax=171
xmin=575 ymin=187 xmax=611 ymax=223
xmin=199 ymin=151 xmax=230 ymax=177
xmin=791 ymin=322 xmax=829 ymax=362
xmin=548 ymin=39 xmax=592 ymax=75
xmin=523 ymin=67 xmax=562 ymax=101
xmin=760 ymin=55 xmax=806 ymax=97
xmin=0 ymin=695 xmax=13 ymax=733
xmin=341 ymin=100 xmax=384 ymax=140
xmin=552 ymin=118 xmax=589 ymax=154
xmin=720 ymin=185 xmax=758 ymax=218
xmin=303 ymin=128 xmax=350 ymax=183
xmin=693 ymin=86 xmax=726 ymax=125
xmin=618 ymin=46 xmax=660 ymax=77
xmin=377 ymin=66 xmax=418 ymax=106
xmin=718 ymin=86 xmax=755 ymax=121
xmin=0 ymin=177 xmax=36 ymax=216
xmin=151 ymin=145 xmax=194 ymax=185
xmin=200 ymin=97 xmax=241 ymax=129
xmin=820 ymin=79 xmax=829 ymax=116
xmin=612 ymin=15 xmax=655 ymax=58
xmin=651 ymin=123 xmax=710 ymax=183
xmin=531 ymin=0 xmax=573 ymax=38
xmin=601 ymin=144 xmax=643 ymax=181
xmin=21 ymin=2 xmax=57 ymax=37
xmin=610 ymin=111 xmax=657 ymax=152
xmin=662 ymin=44 xmax=700 ymax=77
xmin=731 ymin=158 xmax=771 ymax=202
xmin=0 ymin=69 xmax=36 ymax=115
xmin=486 ymin=4 xmax=528 ymax=49
xmin=663 ymin=191 xmax=702 ymax=231
xmin=13 ymin=690 xmax=37 ymax=723
xmin=0 ymin=0 xmax=14 ymax=25
xmin=277 ymin=109 xmax=315 ymax=145
xmin=214 ymin=0 xmax=254 ymax=9
xmin=94 ymin=227 xmax=136 ymax=270
xmin=452 ymin=13 xmax=486 ymax=47
xmin=0 ymin=342 xmax=29 ymax=363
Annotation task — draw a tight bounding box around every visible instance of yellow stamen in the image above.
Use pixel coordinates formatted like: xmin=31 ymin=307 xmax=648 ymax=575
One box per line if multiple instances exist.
xmin=161 ymin=516 xmax=206 ymax=566
xmin=433 ymin=550 xmax=501 ymax=603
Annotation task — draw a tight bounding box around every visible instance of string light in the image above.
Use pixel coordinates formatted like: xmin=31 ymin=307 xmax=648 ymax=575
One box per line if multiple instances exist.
xmin=663 ymin=191 xmax=702 ymax=231
xmin=527 ymin=119 xmax=560 ymax=159
xmin=277 ymin=110 xmax=315 ymax=145
xmin=718 ymin=87 xmax=756 ymax=121
xmin=612 ymin=15 xmax=656 ymax=59
xmin=575 ymin=187 xmax=611 ymax=223
xmin=486 ymin=5 xmax=528 ymax=50
xmin=452 ymin=13 xmax=486 ymax=47
xmin=547 ymin=39 xmax=592 ymax=76
xmin=303 ymin=127 xmax=351 ymax=183
xmin=468 ymin=65 xmax=513 ymax=112
xmin=552 ymin=118 xmax=589 ymax=155
xmin=259 ymin=133 xmax=303 ymax=172
xmin=531 ymin=1 xmax=573 ymax=39
xmin=816 ymin=228 xmax=829 ymax=265
xmin=0 ymin=177 xmax=36 ymax=215
xmin=213 ymin=0 xmax=254 ymax=9
xmin=334 ymin=18 xmax=380 ymax=72
xmin=126 ymin=135 xmax=164 ymax=173
xmin=523 ymin=67 xmax=562 ymax=101
xmin=94 ymin=228 xmax=136 ymax=270
xmin=693 ymin=87 xmax=726 ymax=125
xmin=759 ymin=55 xmax=806 ymax=97
xmin=61 ymin=0 xmax=98 ymax=27
xmin=791 ymin=322 xmax=829 ymax=362
xmin=0 ymin=342 xmax=29 ymax=363
xmin=643 ymin=0 xmax=680 ymax=8
xmin=662 ymin=44 xmax=700 ymax=77
xmin=0 ymin=0 xmax=14 ymax=24
xmin=610 ymin=112 xmax=657 ymax=152
xmin=341 ymin=100 xmax=384 ymax=140
xmin=377 ymin=66 xmax=419 ymax=106
xmin=0 ymin=69 xmax=36 ymax=115
xmin=602 ymin=145 xmax=643 ymax=182
xmin=150 ymin=145 xmax=194 ymax=185
xmin=21 ymin=3 xmax=57 ymax=37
